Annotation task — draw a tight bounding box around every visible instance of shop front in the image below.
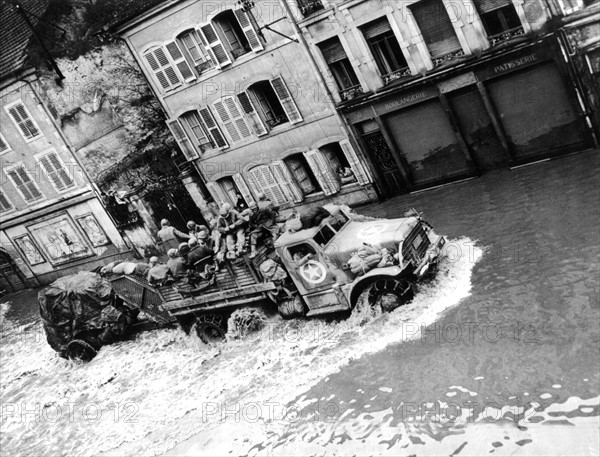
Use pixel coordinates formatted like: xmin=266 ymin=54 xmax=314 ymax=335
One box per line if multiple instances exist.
xmin=344 ymin=37 xmax=593 ymax=198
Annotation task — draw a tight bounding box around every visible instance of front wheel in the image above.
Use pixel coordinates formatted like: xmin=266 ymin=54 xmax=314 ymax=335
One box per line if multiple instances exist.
xmin=194 ymin=314 xmax=226 ymax=344
xmin=367 ymin=277 xmax=415 ymax=312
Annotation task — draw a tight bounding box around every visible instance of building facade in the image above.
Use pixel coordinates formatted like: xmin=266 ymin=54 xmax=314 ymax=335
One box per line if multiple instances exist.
xmin=291 ymin=0 xmax=597 ymax=196
xmin=115 ymin=0 xmax=378 ymax=216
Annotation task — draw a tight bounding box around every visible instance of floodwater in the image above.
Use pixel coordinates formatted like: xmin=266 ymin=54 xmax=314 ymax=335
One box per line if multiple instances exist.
xmin=1 ymin=150 xmax=599 ymax=456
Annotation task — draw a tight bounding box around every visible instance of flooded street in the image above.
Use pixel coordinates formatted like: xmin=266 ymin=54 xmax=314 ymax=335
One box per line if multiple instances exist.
xmin=1 ymin=150 xmax=599 ymax=456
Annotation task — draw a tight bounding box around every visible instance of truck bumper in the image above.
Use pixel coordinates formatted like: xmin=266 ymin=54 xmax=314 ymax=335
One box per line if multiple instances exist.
xmin=415 ymin=235 xmax=446 ymax=278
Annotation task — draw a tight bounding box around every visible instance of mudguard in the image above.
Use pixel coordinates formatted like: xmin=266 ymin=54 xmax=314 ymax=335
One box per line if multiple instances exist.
xmin=345 ymin=266 xmax=407 ymax=307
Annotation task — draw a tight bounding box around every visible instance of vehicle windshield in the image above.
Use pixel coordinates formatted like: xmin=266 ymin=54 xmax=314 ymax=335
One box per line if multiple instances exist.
xmin=328 ymin=210 xmax=350 ymax=231
xmin=314 ymin=225 xmax=335 ymax=248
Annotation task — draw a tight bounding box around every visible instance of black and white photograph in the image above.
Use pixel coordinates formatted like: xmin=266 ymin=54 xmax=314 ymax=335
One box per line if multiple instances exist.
xmin=0 ymin=0 xmax=598 ymax=456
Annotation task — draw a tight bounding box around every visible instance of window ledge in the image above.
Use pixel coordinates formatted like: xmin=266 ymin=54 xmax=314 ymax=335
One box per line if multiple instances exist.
xmin=298 ymin=6 xmax=335 ymax=26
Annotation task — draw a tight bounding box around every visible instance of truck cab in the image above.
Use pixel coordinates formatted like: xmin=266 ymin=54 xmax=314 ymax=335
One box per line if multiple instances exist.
xmin=275 ymin=207 xmax=446 ymax=316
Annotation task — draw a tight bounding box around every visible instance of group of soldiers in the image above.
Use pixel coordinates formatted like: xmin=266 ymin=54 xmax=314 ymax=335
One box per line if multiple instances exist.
xmin=148 ymin=193 xmax=284 ymax=286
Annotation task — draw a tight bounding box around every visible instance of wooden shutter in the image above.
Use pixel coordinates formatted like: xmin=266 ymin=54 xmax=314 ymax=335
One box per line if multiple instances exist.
xmin=0 ymin=190 xmax=12 ymax=212
xmin=39 ymin=152 xmax=74 ymax=191
xmin=234 ymin=9 xmax=264 ymax=52
xmin=166 ymin=120 xmax=199 ymax=160
xmin=362 ymin=17 xmax=393 ymax=39
xmin=232 ymin=173 xmax=256 ymax=205
xmin=199 ymin=23 xmax=232 ymax=67
xmin=271 ymin=161 xmax=304 ymax=203
xmin=303 ymin=150 xmax=340 ymax=196
xmin=8 ymin=104 xmax=40 ymax=139
xmin=476 ymin=0 xmax=512 ymax=13
xmin=9 ymin=167 xmax=42 ymax=202
xmin=248 ymin=166 xmax=288 ymax=205
xmin=213 ymin=100 xmax=240 ymax=142
xmin=237 ymin=92 xmax=268 ymax=136
xmin=339 ymin=139 xmax=371 ymax=185
xmin=206 ymin=181 xmax=227 ymax=206
xmin=198 ymin=107 xmax=228 ymax=148
xmin=144 ymin=47 xmax=181 ymax=90
xmin=0 ymin=134 xmax=9 ymax=152
xmin=165 ymin=41 xmax=196 ymax=82
xmin=270 ymin=76 xmax=303 ymax=124
xmin=410 ymin=0 xmax=461 ymax=58
xmin=224 ymin=97 xmax=252 ymax=139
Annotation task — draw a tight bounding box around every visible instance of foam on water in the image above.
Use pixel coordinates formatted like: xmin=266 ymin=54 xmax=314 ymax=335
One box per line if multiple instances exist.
xmin=1 ymin=238 xmax=481 ymax=457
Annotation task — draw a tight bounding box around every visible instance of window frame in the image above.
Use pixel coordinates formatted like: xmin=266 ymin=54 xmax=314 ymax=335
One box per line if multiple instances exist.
xmin=477 ymin=3 xmax=523 ymax=38
xmin=0 ymin=132 xmax=11 ymax=154
xmin=0 ymin=188 xmax=15 ymax=214
xmin=34 ymin=149 xmax=76 ymax=193
xmin=4 ymin=101 xmax=43 ymax=143
xmin=4 ymin=163 xmax=44 ymax=204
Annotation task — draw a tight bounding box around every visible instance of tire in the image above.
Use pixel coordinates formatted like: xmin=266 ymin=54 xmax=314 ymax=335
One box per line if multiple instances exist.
xmin=367 ymin=277 xmax=415 ymax=312
xmin=278 ymin=295 xmax=306 ymax=319
xmin=65 ymin=339 xmax=98 ymax=362
xmin=194 ymin=314 xmax=226 ymax=344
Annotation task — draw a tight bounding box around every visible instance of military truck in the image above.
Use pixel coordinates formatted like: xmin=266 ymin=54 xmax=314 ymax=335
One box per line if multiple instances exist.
xmin=108 ymin=206 xmax=446 ymax=342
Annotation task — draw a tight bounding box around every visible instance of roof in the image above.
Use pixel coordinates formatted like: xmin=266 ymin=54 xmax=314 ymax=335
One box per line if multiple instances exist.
xmin=0 ymin=0 xmax=49 ymax=80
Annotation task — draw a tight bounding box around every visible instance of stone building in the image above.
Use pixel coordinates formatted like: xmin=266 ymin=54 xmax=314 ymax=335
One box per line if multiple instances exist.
xmin=291 ymin=0 xmax=598 ymax=196
xmin=0 ymin=0 xmax=130 ymax=291
xmin=113 ymin=0 xmax=378 ymax=214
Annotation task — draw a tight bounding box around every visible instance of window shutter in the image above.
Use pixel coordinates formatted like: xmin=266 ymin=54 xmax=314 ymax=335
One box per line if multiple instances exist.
xmin=199 ymin=23 xmax=232 ymax=67
xmin=206 ymin=181 xmax=227 ymax=206
xmin=213 ymin=100 xmax=240 ymax=142
xmin=39 ymin=152 xmax=74 ymax=191
xmin=0 ymin=134 xmax=9 ymax=153
xmin=476 ymin=0 xmax=512 ymax=13
xmin=9 ymin=167 xmax=42 ymax=202
xmin=339 ymin=139 xmax=371 ymax=185
xmin=270 ymin=76 xmax=303 ymax=124
xmin=232 ymin=173 xmax=256 ymax=205
xmin=167 ymin=120 xmax=199 ymax=160
xmin=198 ymin=107 xmax=228 ymax=148
xmin=271 ymin=161 xmax=304 ymax=203
xmin=0 ymin=190 xmax=12 ymax=212
xmin=248 ymin=166 xmax=288 ymax=205
xmin=303 ymin=150 xmax=340 ymax=196
xmin=224 ymin=97 xmax=252 ymax=139
xmin=8 ymin=104 xmax=40 ymax=139
xmin=237 ymin=92 xmax=268 ymax=136
xmin=362 ymin=17 xmax=393 ymax=39
xmin=165 ymin=41 xmax=196 ymax=82
xmin=234 ymin=9 xmax=264 ymax=52
xmin=144 ymin=48 xmax=181 ymax=90
xmin=410 ymin=0 xmax=461 ymax=58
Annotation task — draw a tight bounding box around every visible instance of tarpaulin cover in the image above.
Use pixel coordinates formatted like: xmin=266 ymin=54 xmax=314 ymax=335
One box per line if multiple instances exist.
xmin=38 ymin=271 xmax=135 ymax=359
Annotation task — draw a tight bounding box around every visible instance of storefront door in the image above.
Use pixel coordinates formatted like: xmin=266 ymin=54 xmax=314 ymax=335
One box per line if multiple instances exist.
xmin=384 ymin=99 xmax=476 ymax=186
xmin=447 ymin=87 xmax=509 ymax=170
xmin=361 ymin=131 xmax=407 ymax=196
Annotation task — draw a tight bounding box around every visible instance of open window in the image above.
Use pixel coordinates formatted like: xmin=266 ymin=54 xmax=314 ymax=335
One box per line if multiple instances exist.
xmin=361 ymin=17 xmax=410 ymax=83
xmin=318 ymin=37 xmax=362 ymax=100
xmin=287 ymin=243 xmax=316 ymax=263
xmin=474 ymin=0 xmax=523 ymax=40
xmin=205 ymin=9 xmax=263 ymax=63
xmin=410 ymin=0 xmax=462 ymax=59
xmin=284 ymin=154 xmax=321 ymax=196
xmin=177 ymin=29 xmax=215 ymax=75
xmin=314 ymin=225 xmax=335 ymax=248
xmin=179 ymin=111 xmax=214 ymax=153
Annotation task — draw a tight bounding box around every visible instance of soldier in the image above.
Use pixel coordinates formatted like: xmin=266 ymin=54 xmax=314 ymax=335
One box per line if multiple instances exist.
xmin=147 ymin=256 xmax=172 ymax=286
xmin=216 ymin=203 xmax=247 ymax=259
xmin=157 ymin=219 xmax=190 ymax=252
xmin=246 ymin=201 xmax=283 ymax=258
xmin=166 ymin=248 xmax=187 ymax=279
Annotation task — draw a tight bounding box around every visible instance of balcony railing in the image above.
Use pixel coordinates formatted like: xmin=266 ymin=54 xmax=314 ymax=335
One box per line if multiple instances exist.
xmin=231 ymin=48 xmax=250 ymax=59
xmin=266 ymin=115 xmax=289 ymax=128
xmin=488 ymin=26 xmax=525 ymax=47
xmin=298 ymin=0 xmax=324 ymax=17
xmin=194 ymin=60 xmax=215 ymax=75
xmin=383 ymin=67 xmax=412 ymax=84
xmin=340 ymin=84 xmax=364 ymax=101
xmin=432 ymin=49 xmax=466 ymax=68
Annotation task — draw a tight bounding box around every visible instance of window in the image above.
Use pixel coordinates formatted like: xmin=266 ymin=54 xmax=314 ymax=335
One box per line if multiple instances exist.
xmin=0 ymin=133 xmax=10 ymax=153
xmin=180 ymin=111 xmax=214 ymax=151
xmin=318 ymin=37 xmax=361 ymax=99
xmin=0 ymin=189 xmax=13 ymax=213
xmin=6 ymin=165 xmax=43 ymax=202
xmin=248 ymin=81 xmax=288 ymax=128
xmin=217 ymin=176 xmax=240 ymax=206
xmin=284 ymin=154 xmax=321 ymax=196
xmin=297 ymin=0 xmax=324 ymax=18
xmin=248 ymin=165 xmax=288 ymax=205
xmin=361 ymin=17 xmax=410 ymax=83
xmin=143 ymin=46 xmax=184 ymax=91
xmin=38 ymin=151 xmax=75 ymax=192
xmin=178 ymin=29 xmax=215 ymax=74
xmin=475 ymin=0 xmax=523 ymax=38
xmin=6 ymin=102 xmax=41 ymax=141
xmin=410 ymin=0 xmax=462 ymax=59
xmin=213 ymin=97 xmax=252 ymax=143
xmin=205 ymin=9 xmax=263 ymax=63
xmin=314 ymin=225 xmax=335 ymax=248
xmin=321 ymin=141 xmax=371 ymax=186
